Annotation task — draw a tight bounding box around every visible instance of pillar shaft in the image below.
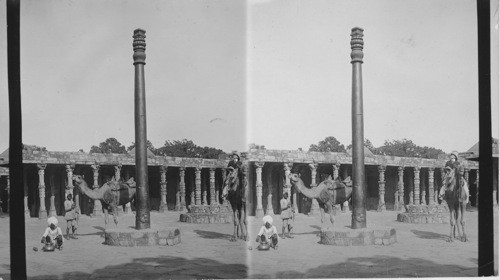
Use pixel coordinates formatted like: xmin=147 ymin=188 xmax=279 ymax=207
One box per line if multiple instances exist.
xmin=195 ymin=167 xmax=201 ymax=205
xmin=377 ymin=165 xmax=386 ymax=211
xmin=179 ymin=167 xmax=186 ymax=211
xmin=309 ymin=163 xmax=320 ymax=215
xmin=413 ymin=166 xmax=421 ymax=205
xmin=133 ymin=28 xmax=150 ymax=229
xmin=428 ymin=168 xmax=435 ymax=205
xmin=91 ymin=164 xmax=102 ymax=216
xmin=397 ymin=166 xmax=404 ymax=210
xmin=283 ymin=163 xmax=292 ymax=204
xmin=38 ymin=164 xmax=47 ymax=219
xmin=23 ymin=168 xmax=30 ymax=218
xmin=255 ymin=162 xmax=264 ymax=217
xmin=350 ymin=27 xmax=366 ymax=229
xmin=160 ymin=166 xmax=168 ymax=212
xmin=209 ymin=168 xmax=216 ymax=205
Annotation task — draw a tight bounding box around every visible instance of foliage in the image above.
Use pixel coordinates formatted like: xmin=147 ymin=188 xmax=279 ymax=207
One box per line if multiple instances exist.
xmin=22 ymin=144 xmax=47 ymax=152
xmin=346 ymin=139 xmax=376 ymax=153
xmin=308 ymin=136 xmax=346 ymax=153
xmin=156 ymin=139 xmax=225 ymax=159
xmin=127 ymin=140 xmax=156 ymax=153
xmin=248 ymin=143 xmax=266 ymax=150
xmin=89 ymin=138 xmax=127 ymax=154
xmin=376 ymin=139 xmax=445 ymax=159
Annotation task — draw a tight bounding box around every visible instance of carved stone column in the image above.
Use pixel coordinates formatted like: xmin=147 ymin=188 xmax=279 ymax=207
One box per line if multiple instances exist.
xmin=476 ymin=170 xmax=480 ymax=207
xmin=308 ymin=163 xmax=320 ymax=215
xmin=160 ymin=165 xmax=168 ymax=212
xmin=202 ymin=172 xmax=208 ymax=206
xmin=209 ymin=168 xmax=216 ymax=205
xmin=179 ymin=167 xmax=186 ymax=211
xmin=114 ymin=164 xmax=122 ymax=181
xmin=114 ymin=164 xmax=126 ymax=214
xmin=255 ymin=162 xmax=264 ymax=217
xmin=6 ymin=175 xmax=10 ymax=213
xmin=66 ymin=164 xmax=80 ymax=214
xmin=91 ymin=164 xmax=102 ymax=216
xmin=265 ymin=166 xmax=274 ymax=215
xmin=413 ymin=166 xmax=421 ymax=205
xmin=221 ymin=168 xmax=228 ymax=205
xmin=397 ymin=166 xmax=404 ymax=210
xmin=38 ymin=164 xmax=47 ymax=219
xmin=333 ymin=162 xmax=340 ymax=180
xmin=377 ymin=165 xmax=386 ymax=211
xmin=48 ymin=172 xmax=57 ymax=217
xmin=283 ymin=163 xmax=292 ymax=204
xmin=195 ymin=167 xmax=201 ymax=205
xmin=23 ymin=167 xmax=30 ymax=218
xmin=428 ymin=168 xmax=435 ymax=205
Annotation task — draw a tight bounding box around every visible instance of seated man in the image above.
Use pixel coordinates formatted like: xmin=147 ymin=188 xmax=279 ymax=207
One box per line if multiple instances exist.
xmin=41 ymin=216 xmax=64 ymax=251
xmin=255 ymin=215 xmax=278 ymax=250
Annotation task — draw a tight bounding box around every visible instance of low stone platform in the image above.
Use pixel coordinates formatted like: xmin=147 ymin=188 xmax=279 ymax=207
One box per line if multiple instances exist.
xmin=320 ymin=227 xmax=397 ymax=246
xmin=104 ymin=226 xmax=181 ymax=247
xmin=179 ymin=204 xmax=232 ymax=223
xmin=397 ymin=204 xmax=449 ymax=224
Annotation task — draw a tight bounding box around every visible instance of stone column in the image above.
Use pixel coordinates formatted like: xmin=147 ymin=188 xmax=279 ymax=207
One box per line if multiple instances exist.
xmin=397 ymin=166 xmax=404 ymax=210
xmin=190 ymin=169 xmax=195 ymax=207
xmin=38 ymin=164 xmax=47 ymax=219
xmin=23 ymin=167 xmax=30 ymax=218
xmin=160 ymin=165 xmax=168 ymax=212
xmin=309 ymin=163 xmax=320 ymax=215
xmin=413 ymin=166 xmax=420 ymax=205
xmin=476 ymin=170 xmax=480 ymax=207
xmin=202 ymin=172 xmax=208 ymax=206
xmin=114 ymin=164 xmax=126 ymax=214
xmin=65 ymin=164 xmax=80 ymax=214
xmin=6 ymin=175 xmax=10 ymax=213
xmin=221 ymin=168 xmax=228 ymax=205
xmin=209 ymin=168 xmax=216 ymax=205
xmin=283 ymin=163 xmax=292 ymax=204
xmin=179 ymin=167 xmax=186 ymax=211
xmin=48 ymin=172 xmax=57 ymax=217
xmin=428 ymin=168 xmax=435 ymax=205
xmin=254 ymin=162 xmax=264 ymax=217
xmin=333 ymin=162 xmax=340 ymax=179
xmin=195 ymin=167 xmax=201 ymax=205
xmin=91 ymin=164 xmax=102 ymax=216
xmin=377 ymin=165 xmax=386 ymax=211
xmin=114 ymin=164 xmax=122 ymax=181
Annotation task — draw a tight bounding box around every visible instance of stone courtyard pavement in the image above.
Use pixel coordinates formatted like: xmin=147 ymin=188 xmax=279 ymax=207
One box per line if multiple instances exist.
xmin=247 ymin=208 xmax=498 ymax=279
xmin=0 ymin=208 xmax=498 ymax=279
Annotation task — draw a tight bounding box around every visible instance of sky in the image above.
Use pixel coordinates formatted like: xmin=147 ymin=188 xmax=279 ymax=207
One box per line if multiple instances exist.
xmin=0 ymin=0 xmax=499 ymax=155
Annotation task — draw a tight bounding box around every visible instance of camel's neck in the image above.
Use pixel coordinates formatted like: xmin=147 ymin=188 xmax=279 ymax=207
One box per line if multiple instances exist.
xmin=76 ymin=180 xmax=102 ymax=200
xmin=292 ymin=179 xmax=320 ymax=199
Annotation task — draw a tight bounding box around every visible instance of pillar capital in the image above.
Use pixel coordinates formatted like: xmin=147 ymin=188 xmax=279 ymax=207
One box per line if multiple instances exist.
xmin=378 ymin=165 xmax=386 ymax=172
xmin=133 ymin=29 xmax=146 ymax=64
xmin=308 ymin=163 xmax=318 ymax=170
xmin=350 ymin=27 xmax=364 ymax=63
xmin=413 ymin=166 xmax=421 ymax=172
xmin=91 ymin=163 xmax=100 ymax=171
xmin=37 ymin=163 xmax=47 ymax=170
xmin=255 ymin=161 xmax=265 ymax=169
xmin=160 ymin=165 xmax=168 ymax=173
xmin=283 ymin=162 xmax=293 ymax=172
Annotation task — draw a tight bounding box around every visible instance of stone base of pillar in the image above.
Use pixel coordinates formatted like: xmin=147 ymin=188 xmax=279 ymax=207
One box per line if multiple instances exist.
xmin=49 ymin=209 xmax=57 ymax=217
xmin=256 ymin=208 xmax=264 ymax=218
xmin=159 ymin=203 xmax=168 ymax=213
xmin=38 ymin=210 xmax=47 ymax=219
xmin=342 ymin=201 xmax=349 ymax=213
xmin=124 ymin=203 xmax=132 ymax=215
xmin=93 ymin=200 xmax=103 ymax=217
xmin=266 ymin=206 xmax=275 ymax=216
xmin=25 ymin=210 xmax=31 ymax=219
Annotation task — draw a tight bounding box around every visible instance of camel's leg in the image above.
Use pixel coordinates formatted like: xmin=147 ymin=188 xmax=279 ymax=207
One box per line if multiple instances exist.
xmin=231 ymin=211 xmax=239 ymax=242
xmin=447 ymin=209 xmax=456 ymax=242
xmin=326 ymin=204 xmax=335 ymax=228
xmin=112 ymin=206 xmax=118 ymax=227
xmin=104 ymin=208 xmax=109 ymax=228
xmin=319 ymin=207 xmax=325 ymax=230
xmin=459 ymin=203 xmax=468 ymax=242
xmin=240 ymin=207 xmax=248 ymax=241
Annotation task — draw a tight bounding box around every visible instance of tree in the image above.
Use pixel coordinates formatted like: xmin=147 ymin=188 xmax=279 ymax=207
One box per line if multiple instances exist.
xmin=127 ymin=140 xmax=156 ymax=154
xmin=155 ymin=139 xmax=225 ymax=159
xmin=89 ymin=138 xmax=127 ymax=154
xmin=22 ymin=144 xmax=47 ymax=152
xmin=248 ymin=143 xmax=266 ymax=150
xmin=346 ymin=138 xmax=377 ymax=153
xmin=309 ymin=136 xmax=346 ymax=153
xmin=376 ymin=139 xmax=445 ymax=159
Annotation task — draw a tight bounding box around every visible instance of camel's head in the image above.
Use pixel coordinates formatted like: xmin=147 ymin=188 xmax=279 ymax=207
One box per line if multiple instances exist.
xmin=72 ymin=174 xmax=85 ymax=185
xmin=289 ymin=173 xmax=302 ymax=184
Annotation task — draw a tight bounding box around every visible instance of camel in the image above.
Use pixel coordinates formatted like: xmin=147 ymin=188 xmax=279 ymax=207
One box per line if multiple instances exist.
xmin=72 ymin=174 xmax=136 ymax=227
xmin=289 ymin=173 xmax=352 ymax=229
xmin=222 ymin=166 xmax=248 ymax=242
xmin=440 ymin=166 xmax=468 ymax=242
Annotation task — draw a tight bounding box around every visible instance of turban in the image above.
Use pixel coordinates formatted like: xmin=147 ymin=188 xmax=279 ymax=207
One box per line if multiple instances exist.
xmin=262 ymin=215 xmax=273 ymax=226
xmin=47 ymin=216 xmax=58 ymax=227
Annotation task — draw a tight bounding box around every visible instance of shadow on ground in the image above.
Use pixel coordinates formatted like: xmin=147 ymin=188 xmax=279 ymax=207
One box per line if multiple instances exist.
xmin=250 ymin=255 xmax=475 ymax=278
xmin=193 ymin=229 xmax=233 ymax=240
xmin=411 ymin=229 xmax=449 ymax=241
xmin=22 ymin=256 xmax=247 ymax=280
